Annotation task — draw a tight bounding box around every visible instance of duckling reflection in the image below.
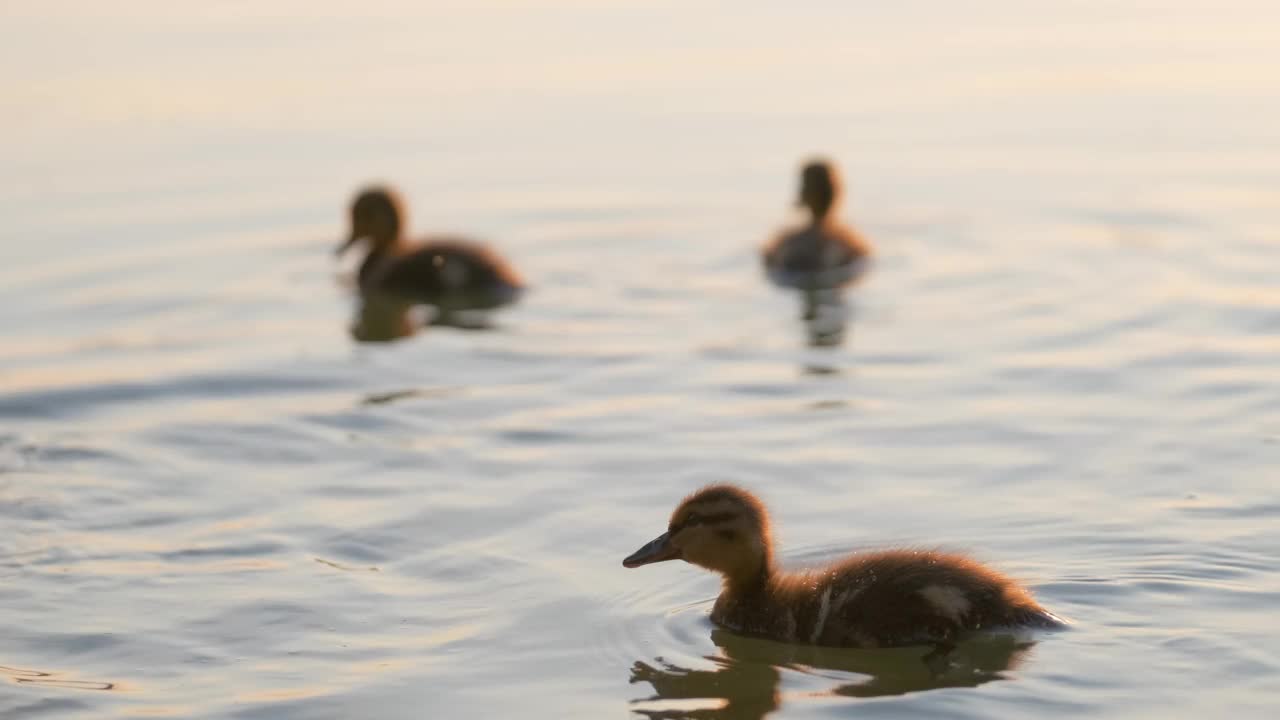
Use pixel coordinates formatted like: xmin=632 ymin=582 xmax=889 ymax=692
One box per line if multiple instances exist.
xmin=349 ymin=291 xmax=497 ymax=343
xmin=350 ymin=292 xmax=420 ymax=342
xmin=763 ymin=159 xmax=871 ymax=348
xmin=629 ymin=632 xmax=780 ymax=720
xmin=630 ymin=628 xmax=1030 ymax=719
xmin=336 ymin=185 xmax=524 ymax=341
xmin=800 ymin=289 xmax=850 ymax=348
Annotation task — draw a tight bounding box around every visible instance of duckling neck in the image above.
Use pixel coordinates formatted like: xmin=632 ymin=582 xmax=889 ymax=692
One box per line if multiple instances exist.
xmin=357 ymin=240 xmax=404 ymax=287
xmin=713 ymin=561 xmax=792 ymax=636
xmin=806 ymin=208 xmax=834 ymax=228
xmin=723 ymin=557 xmax=775 ymax=597
xmin=376 ymin=232 xmax=408 ymax=254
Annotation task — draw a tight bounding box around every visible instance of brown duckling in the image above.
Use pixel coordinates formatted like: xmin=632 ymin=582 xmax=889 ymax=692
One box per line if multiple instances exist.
xmin=335 ymin=186 xmax=525 ymax=312
xmin=762 ymin=159 xmax=872 ymax=290
xmin=623 ymin=485 xmax=1062 ymax=649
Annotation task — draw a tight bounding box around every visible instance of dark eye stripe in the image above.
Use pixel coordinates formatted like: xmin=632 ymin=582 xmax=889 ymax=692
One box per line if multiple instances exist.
xmin=669 ymin=511 xmax=737 ymax=534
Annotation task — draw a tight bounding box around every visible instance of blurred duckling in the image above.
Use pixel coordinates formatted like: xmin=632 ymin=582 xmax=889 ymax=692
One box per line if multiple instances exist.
xmin=624 ymin=485 xmax=1063 ymax=649
xmin=336 ymin=186 xmax=525 ymax=312
xmin=762 ymin=159 xmax=872 ymax=290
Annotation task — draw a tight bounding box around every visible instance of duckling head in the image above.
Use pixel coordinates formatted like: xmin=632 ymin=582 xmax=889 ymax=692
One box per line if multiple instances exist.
xmin=623 ymin=484 xmax=774 ymax=586
xmin=337 ymin=186 xmax=405 ymax=256
xmin=797 ymin=159 xmax=842 ymax=223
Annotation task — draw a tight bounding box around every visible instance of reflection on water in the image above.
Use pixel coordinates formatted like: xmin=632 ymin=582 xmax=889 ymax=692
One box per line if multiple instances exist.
xmin=350 ymin=293 xmax=421 ymax=342
xmin=799 ymin=290 xmax=851 ymax=348
xmin=631 ymin=629 xmax=1029 ymax=719
xmin=0 ymin=665 xmax=116 ymax=692
xmin=349 ymin=291 xmax=501 ymax=342
xmin=765 ymin=256 xmax=866 ymax=348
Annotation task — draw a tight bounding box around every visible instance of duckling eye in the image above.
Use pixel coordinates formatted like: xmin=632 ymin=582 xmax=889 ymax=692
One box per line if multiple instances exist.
xmin=669 ymin=512 xmax=702 ymax=534
xmin=670 ymin=511 xmax=737 ymax=534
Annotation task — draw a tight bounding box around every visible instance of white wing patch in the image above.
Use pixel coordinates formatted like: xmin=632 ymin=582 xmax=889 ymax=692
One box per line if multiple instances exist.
xmin=810 ymin=586 xmax=834 ymax=644
xmin=920 ymin=585 xmax=971 ymax=621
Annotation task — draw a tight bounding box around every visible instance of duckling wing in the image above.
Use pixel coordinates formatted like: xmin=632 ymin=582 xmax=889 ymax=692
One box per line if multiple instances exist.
xmin=823 ymin=551 xmax=1045 ymax=647
xmin=381 ymin=238 xmax=524 ymax=309
xmin=763 ymin=228 xmax=824 ymax=273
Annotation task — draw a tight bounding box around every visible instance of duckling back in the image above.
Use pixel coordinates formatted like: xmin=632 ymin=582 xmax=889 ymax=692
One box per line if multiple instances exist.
xmin=712 ymin=549 xmax=1059 ymax=648
xmin=763 ymin=225 xmax=871 ymax=290
xmin=369 ymin=238 xmax=525 ymax=311
xmin=779 ymin=550 xmax=1056 ymax=648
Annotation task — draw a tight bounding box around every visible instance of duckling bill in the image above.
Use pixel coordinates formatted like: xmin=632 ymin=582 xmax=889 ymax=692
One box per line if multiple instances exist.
xmin=624 ymin=485 xmax=1063 ymax=648
xmin=337 ymin=186 xmax=524 ymax=312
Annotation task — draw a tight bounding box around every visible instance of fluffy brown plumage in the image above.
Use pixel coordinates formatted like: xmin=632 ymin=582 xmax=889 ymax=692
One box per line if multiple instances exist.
xmin=623 ymin=484 xmax=1062 ymax=648
xmin=762 ymin=159 xmax=872 ymax=289
xmin=336 ymin=186 xmax=524 ymax=311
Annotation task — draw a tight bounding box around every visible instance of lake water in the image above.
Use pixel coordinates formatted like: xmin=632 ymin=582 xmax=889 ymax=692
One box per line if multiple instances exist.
xmin=2 ymin=1 xmax=1278 ymax=718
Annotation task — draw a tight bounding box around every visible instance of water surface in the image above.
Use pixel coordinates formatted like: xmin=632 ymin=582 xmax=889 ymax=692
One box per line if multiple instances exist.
xmin=2 ymin=2 xmax=1279 ymax=718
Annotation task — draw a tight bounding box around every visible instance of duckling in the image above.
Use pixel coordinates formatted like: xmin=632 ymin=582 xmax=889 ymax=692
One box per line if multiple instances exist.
xmin=762 ymin=159 xmax=872 ymax=290
xmin=623 ymin=485 xmax=1062 ymax=649
xmin=335 ymin=186 xmax=525 ymax=312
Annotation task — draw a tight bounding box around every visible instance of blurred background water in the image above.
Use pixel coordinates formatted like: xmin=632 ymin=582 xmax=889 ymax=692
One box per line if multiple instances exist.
xmin=2 ymin=1 xmax=1279 ymax=718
